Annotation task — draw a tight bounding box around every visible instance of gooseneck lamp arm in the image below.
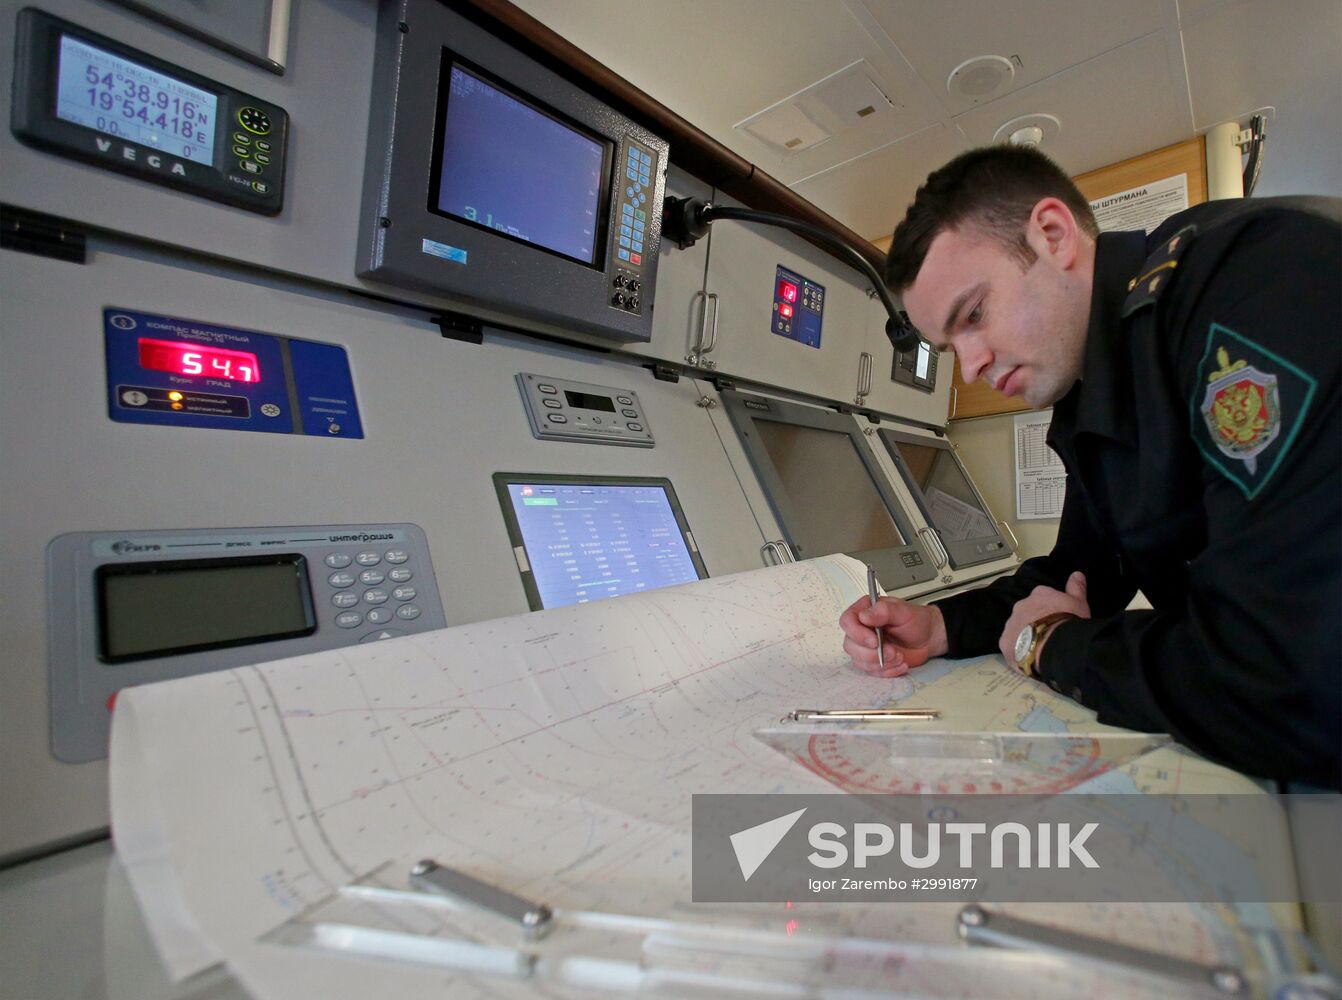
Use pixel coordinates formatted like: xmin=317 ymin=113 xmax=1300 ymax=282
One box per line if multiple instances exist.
xmin=661 ymin=196 xmax=921 ymax=353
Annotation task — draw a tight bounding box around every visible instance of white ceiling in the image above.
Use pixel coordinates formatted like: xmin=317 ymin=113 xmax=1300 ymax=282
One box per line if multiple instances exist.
xmin=511 ymin=0 xmax=1342 ymax=241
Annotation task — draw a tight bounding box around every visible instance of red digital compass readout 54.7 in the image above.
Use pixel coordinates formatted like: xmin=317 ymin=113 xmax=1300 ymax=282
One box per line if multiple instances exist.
xmin=137 ymin=337 xmax=261 ymax=383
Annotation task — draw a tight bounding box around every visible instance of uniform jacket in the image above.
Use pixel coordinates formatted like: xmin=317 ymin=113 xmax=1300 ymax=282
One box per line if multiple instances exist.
xmin=933 ymin=197 xmax=1342 ymax=789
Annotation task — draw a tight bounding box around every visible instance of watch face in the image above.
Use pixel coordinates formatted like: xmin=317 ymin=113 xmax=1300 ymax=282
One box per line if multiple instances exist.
xmin=1014 ymin=623 xmax=1035 ymax=664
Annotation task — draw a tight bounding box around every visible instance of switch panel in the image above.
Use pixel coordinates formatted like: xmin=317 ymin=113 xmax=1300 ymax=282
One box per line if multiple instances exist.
xmin=771 ymin=265 xmax=825 ymax=349
xmin=516 ymin=373 xmax=654 ymax=447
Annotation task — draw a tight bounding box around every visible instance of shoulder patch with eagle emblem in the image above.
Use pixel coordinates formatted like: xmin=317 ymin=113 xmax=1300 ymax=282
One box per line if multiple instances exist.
xmin=1191 ymin=323 xmax=1318 ymax=499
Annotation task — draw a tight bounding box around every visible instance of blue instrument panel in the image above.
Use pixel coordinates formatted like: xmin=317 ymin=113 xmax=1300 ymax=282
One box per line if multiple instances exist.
xmin=771 ymin=265 xmax=825 ymax=349
xmin=103 ymin=308 xmax=363 ymax=438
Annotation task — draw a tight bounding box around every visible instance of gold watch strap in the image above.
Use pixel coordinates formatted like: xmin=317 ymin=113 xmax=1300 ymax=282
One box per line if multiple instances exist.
xmin=1021 ymin=612 xmax=1077 ymax=678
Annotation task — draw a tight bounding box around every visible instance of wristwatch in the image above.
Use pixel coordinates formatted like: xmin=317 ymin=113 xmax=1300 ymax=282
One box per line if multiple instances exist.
xmin=1014 ymin=612 xmax=1076 ymax=678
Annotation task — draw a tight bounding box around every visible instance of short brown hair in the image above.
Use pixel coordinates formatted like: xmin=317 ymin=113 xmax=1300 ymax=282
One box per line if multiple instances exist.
xmin=885 ymin=145 xmax=1099 ymax=293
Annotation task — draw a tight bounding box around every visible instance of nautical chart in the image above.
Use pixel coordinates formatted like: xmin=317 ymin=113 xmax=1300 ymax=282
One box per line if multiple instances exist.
xmin=110 ymin=554 xmax=1309 ymax=999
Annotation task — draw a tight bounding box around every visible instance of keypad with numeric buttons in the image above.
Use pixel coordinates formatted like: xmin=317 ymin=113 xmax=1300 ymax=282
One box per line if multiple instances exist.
xmin=319 ymin=544 xmax=426 ymax=634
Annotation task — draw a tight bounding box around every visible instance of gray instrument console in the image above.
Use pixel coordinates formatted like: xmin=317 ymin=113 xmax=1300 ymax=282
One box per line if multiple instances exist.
xmin=47 ymin=523 xmax=446 ymax=763
xmin=358 ymin=0 xmax=668 ymax=343
xmin=517 ymin=372 xmax=654 ymax=447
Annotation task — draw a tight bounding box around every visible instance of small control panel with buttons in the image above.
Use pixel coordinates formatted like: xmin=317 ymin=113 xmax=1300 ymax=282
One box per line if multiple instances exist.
xmin=47 ymin=524 xmax=447 ymax=764
xmin=516 ymin=372 xmax=654 ymax=448
xmin=892 ymin=338 xmax=939 ymax=393
xmin=608 ymin=140 xmax=659 ymax=314
xmin=771 ymin=265 xmax=825 ymax=349
xmin=12 ymin=9 xmax=288 ymax=215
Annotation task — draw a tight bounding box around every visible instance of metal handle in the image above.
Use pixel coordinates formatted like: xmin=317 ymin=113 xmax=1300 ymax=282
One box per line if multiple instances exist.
xmin=267 ymin=0 xmax=293 ymax=65
xmin=686 ymin=290 xmax=708 ymax=364
xmin=702 ymin=292 xmax=720 ymax=355
xmin=855 ymin=351 xmax=873 ymax=404
xmin=949 ymin=385 xmax=959 ymax=420
xmin=917 ymin=526 xmax=949 ymax=570
xmin=998 ymin=519 xmax=1021 ymax=554
xmin=761 ymin=540 xmax=795 ymax=566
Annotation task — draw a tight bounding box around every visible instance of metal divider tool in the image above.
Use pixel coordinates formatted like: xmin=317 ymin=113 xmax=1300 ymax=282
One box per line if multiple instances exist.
xmin=957 ymin=904 xmax=1248 ymax=996
xmin=410 ymin=859 xmax=554 ymax=941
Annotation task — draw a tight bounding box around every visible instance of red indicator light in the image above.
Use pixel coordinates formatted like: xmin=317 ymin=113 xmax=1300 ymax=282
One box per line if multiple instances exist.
xmin=138 ymin=338 xmax=261 ymax=383
xmin=780 ymin=303 xmax=794 ymax=319
xmin=779 ymin=280 xmax=798 ymax=303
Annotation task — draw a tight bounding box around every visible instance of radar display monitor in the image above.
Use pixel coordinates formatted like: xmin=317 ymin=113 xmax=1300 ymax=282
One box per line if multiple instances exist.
xmin=494 ymin=474 xmax=707 ymax=610
xmin=880 ymin=429 xmax=1009 ymax=569
xmin=360 ymin=0 xmax=668 ymax=343
xmin=723 ymin=391 xmax=936 ymax=589
xmin=432 ymin=63 xmax=607 ymax=266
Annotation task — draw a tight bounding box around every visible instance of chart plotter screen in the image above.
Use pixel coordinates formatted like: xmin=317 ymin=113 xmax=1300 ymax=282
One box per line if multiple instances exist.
xmin=432 ymin=62 xmax=608 ymax=266
xmin=496 ymin=476 xmax=706 ymax=610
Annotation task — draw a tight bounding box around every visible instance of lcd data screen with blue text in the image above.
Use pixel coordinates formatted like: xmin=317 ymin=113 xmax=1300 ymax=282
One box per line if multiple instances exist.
xmin=56 ymin=35 xmax=217 ymax=165
xmin=505 ymin=483 xmax=701 ymax=608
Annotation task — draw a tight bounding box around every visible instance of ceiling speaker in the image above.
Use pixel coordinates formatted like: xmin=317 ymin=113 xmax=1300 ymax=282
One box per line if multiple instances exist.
xmin=946 ymin=55 xmax=1015 ymax=102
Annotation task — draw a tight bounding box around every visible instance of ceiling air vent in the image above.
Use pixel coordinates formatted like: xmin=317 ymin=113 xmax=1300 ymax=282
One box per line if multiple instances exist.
xmin=738 ymin=101 xmax=833 ymax=154
xmin=736 ymin=61 xmax=895 ymax=156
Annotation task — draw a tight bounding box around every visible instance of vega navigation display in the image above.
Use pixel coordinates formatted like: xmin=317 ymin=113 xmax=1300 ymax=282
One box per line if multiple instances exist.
xmin=55 ymin=35 xmax=218 ymax=166
xmin=12 ymin=9 xmax=288 ymax=213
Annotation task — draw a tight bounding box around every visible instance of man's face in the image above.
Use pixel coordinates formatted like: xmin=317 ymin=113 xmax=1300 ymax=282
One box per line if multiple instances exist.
xmin=901 ymin=222 xmax=1088 ymax=409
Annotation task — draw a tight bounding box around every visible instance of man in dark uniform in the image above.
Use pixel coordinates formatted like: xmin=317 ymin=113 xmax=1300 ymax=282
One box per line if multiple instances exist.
xmin=839 ymin=145 xmax=1341 ymax=790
